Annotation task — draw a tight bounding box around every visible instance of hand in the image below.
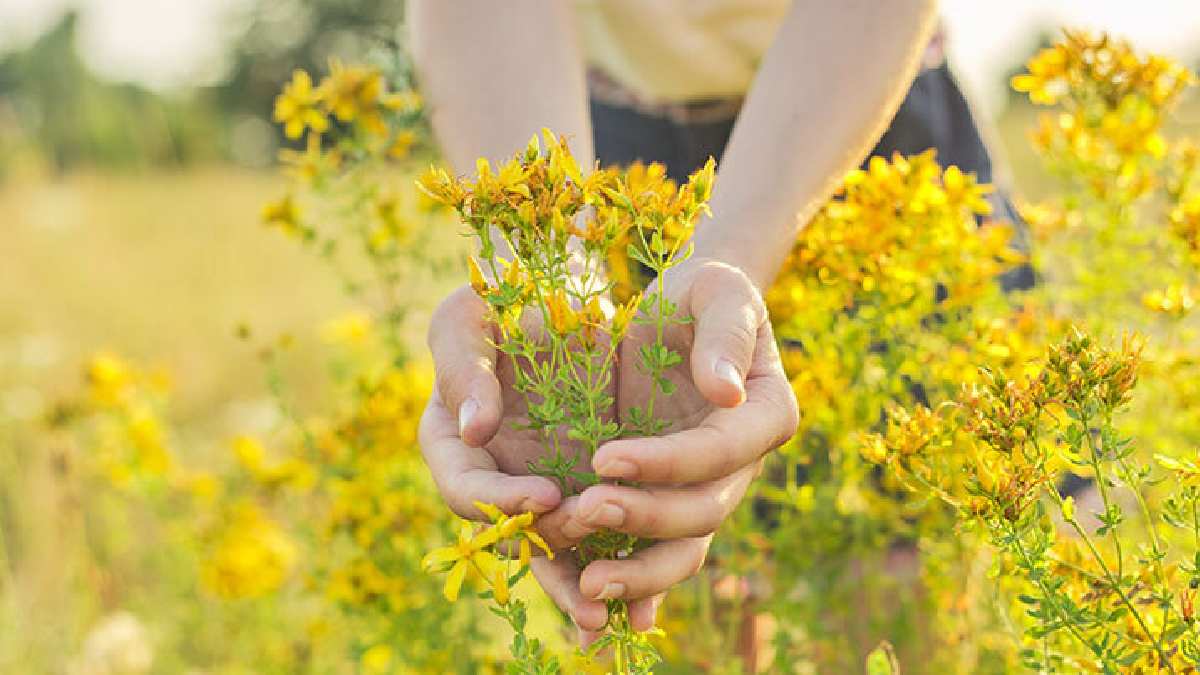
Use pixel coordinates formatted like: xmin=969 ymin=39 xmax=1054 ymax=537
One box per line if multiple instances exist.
xmin=418 ymin=285 xmax=575 ymax=520
xmin=531 ymin=260 xmax=800 ymax=643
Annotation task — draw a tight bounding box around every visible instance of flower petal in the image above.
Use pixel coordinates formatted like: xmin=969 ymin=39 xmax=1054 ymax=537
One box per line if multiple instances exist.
xmin=443 ymin=560 xmax=468 ymax=602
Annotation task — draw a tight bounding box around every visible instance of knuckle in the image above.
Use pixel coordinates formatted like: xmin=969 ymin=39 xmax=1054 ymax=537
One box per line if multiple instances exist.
xmin=697 ymin=424 xmax=735 ymax=477
xmin=713 ymin=443 xmax=738 ymax=480
xmin=434 ymin=364 xmax=466 ymax=406
xmin=636 ymin=505 xmax=661 ymax=536
xmin=761 ymin=386 xmax=801 ymax=450
xmin=694 ymin=494 xmax=724 ymax=535
xmin=444 ymin=492 xmax=475 ymax=520
xmin=717 ymin=317 xmax=758 ymax=360
xmin=650 ymin=438 xmax=681 ymax=479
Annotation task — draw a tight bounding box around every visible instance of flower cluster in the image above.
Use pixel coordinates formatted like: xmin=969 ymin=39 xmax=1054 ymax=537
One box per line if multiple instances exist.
xmin=273 ymin=60 xmax=420 ymax=144
xmin=770 ymin=150 xmax=1019 ymax=322
xmin=1014 ymin=30 xmax=1193 ymax=203
xmin=740 ymin=148 xmax=1046 ymax=670
xmin=862 ymin=330 xmax=1200 ymax=672
xmin=74 ymin=353 xmax=176 ymax=486
xmin=201 ymin=499 xmax=298 ymax=599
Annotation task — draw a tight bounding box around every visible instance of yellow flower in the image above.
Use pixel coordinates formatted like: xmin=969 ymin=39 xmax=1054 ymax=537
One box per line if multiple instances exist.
xmin=87 ymin=352 xmax=132 ymax=406
xmin=387 ymin=129 xmax=417 ymax=159
xmin=859 ymin=433 xmax=890 ymax=464
xmin=415 ymin=165 xmax=466 ymax=209
xmin=474 ymin=501 xmax=554 ymax=561
xmin=422 ymin=521 xmax=502 ymax=602
xmin=467 ymin=257 xmax=489 ymax=297
xmin=1142 ymin=284 xmax=1195 ymax=318
xmin=383 ymin=89 xmax=422 ymax=113
xmin=611 ymin=292 xmax=642 ymax=340
xmin=278 ymin=134 xmax=339 ymax=184
xmin=361 ymin=644 xmax=393 ymax=674
xmin=320 ymin=59 xmax=389 ymax=135
xmin=202 ymin=501 xmax=297 ymax=599
xmin=273 ymin=69 xmax=329 ymax=140
xmin=491 ymin=565 xmax=510 ymax=605
xmin=126 ymin=407 xmax=170 ymax=475
xmin=261 ymin=194 xmax=301 ymax=235
xmin=1060 ymin=495 xmax=1076 ymax=522
xmin=546 ymin=289 xmax=580 ymax=334
xmin=320 ymin=311 xmax=374 ymax=345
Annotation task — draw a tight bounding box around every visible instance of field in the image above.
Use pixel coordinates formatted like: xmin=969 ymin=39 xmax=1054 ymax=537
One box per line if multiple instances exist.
xmin=5 ymin=34 xmax=1200 ymax=673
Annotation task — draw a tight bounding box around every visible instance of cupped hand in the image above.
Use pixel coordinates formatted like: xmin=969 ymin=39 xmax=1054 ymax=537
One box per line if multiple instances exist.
xmin=418 ymin=285 xmax=577 ymax=520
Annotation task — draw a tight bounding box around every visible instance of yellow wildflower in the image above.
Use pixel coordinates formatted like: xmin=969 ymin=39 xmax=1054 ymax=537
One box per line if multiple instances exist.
xmin=421 ymin=521 xmax=502 ymax=602
xmin=273 ymin=69 xmax=329 ymax=140
xmin=361 ymin=644 xmax=393 ymax=674
xmin=467 ymin=257 xmax=489 ymax=297
xmin=387 ymin=129 xmax=417 ymax=159
xmin=474 ymin=501 xmax=554 ymax=561
xmin=202 ymin=501 xmax=297 ymax=599
xmin=1142 ymin=284 xmax=1196 ymax=318
xmin=611 ymin=292 xmax=642 ymax=340
xmin=87 ymin=352 xmax=132 ymax=406
xmin=261 ymin=194 xmax=301 ymax=235
xmin=320 ymin=59 xmax=389 ymax=135
xmin=546 ymin=289 xmax=580 ymax=334
xmin=320 ymin=311 xmax=375 ymax=345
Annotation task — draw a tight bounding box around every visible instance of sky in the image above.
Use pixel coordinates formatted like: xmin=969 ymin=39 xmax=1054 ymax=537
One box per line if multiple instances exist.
xmin=1 ymin=0 xmax=1200 ymax=112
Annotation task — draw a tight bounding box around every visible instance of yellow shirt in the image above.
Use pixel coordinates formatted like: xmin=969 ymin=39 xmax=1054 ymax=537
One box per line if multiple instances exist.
xmin=575 ymin=0 xmax=791 ymax=103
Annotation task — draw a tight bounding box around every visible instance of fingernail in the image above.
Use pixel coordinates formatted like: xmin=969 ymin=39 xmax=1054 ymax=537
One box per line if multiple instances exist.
xmin=458 ymin=397 xmax=480 ymax=438
xmin=715 ymin=358 xmax=744 ymax=397
xmin=586 ymin=502 xmax=625 ymax=528
xmin=595 ymin=582 xmax=626 ymax=600
xmin=715 ymin=358 xmax=743 ymax=388
xmin=597 ymin=458 xmax=638 ymax=480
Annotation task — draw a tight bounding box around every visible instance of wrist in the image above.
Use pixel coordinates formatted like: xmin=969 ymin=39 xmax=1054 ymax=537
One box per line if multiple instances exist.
xmin=690 ymin=228 xmax=778 ymax=292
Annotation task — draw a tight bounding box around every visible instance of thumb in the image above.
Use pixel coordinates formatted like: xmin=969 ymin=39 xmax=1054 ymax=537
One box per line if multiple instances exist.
xmin=686 ymin=262 xmax=767 ymax=408
xmin=428 ymin=286 xmax=502 ymax=447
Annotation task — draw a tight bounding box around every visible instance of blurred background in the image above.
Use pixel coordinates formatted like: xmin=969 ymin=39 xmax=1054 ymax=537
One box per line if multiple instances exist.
xmin=1 ymin=0 xmax=1199 ymax=413
xmin=1 ymin=0 xmax=1199 ymax=672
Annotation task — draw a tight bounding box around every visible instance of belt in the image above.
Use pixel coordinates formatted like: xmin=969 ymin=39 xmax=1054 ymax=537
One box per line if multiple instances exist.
xmin=587 ymin=68 xmax=744 ymax=126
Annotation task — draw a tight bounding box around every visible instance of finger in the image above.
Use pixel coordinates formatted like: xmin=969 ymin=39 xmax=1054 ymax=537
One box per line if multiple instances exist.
xmin=427 ymin=286 xmax=502 ymax=447
xmin=579 ymin=627 xmax=604 ymax=649
xmin=628 ymin=593 xmax=665 ymax=632
xmin=568 ymin=464 xmax=756 ymax=538
xmin=579 ymin=536 xmax=712 ymax=601
xmin=595 ymin=330 xmax=797 ymax=483
xmin=687 ymin=262 xmax=767 ymax=408
xmin=532 ymin=496 xmax=602 ymax=551
xmin=531 ymin=555 xmax=608 ymax=633
xmin=419 ymin=392 xmax=560 ymax=518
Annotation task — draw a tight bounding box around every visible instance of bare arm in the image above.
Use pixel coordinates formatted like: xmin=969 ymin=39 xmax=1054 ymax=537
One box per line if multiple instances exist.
xmin=693 ymin=0 xmax=939 ymax=288
xmin=408 ymin=0 xmax=592 ymax=172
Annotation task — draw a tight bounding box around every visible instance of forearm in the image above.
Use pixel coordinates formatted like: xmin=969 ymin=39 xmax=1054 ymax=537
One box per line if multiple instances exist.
xmin=692 ymin=0 xmax=938 ymax=288
xmin=408 ymin=0 xmax=593 ymax=173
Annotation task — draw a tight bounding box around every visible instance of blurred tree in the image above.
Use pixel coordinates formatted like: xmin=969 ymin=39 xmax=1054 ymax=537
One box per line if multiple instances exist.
xmin=0 ymin=12 xmax=224 ymax=174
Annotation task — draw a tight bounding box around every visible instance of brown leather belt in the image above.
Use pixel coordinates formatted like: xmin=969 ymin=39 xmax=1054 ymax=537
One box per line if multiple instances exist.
xmin=587 ymin=68 xmax=744 ymax=125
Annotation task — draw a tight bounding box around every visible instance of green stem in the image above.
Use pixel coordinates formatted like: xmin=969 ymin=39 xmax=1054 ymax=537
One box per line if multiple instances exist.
xmin=1004 ymin=519 xmax=1107 ymax=668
